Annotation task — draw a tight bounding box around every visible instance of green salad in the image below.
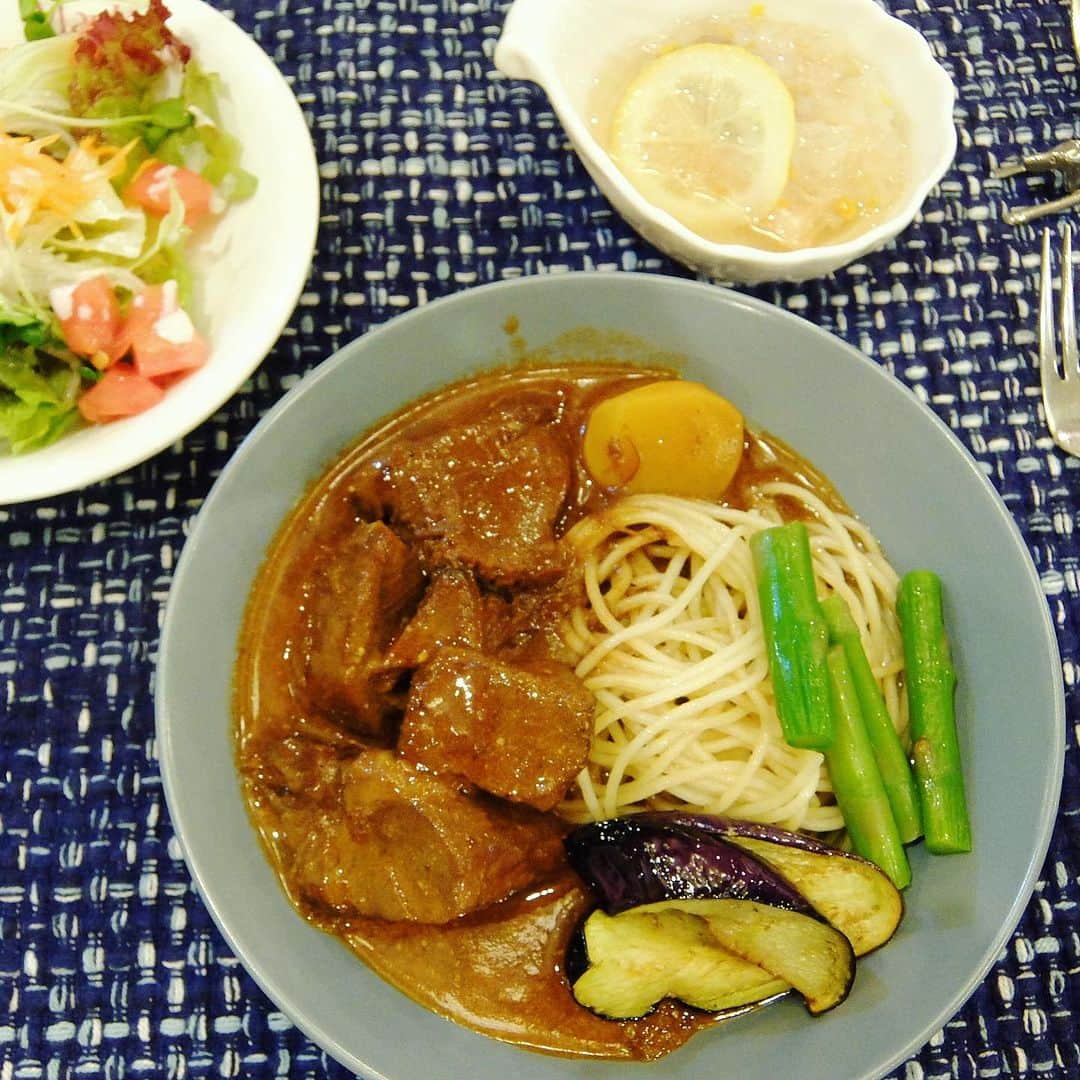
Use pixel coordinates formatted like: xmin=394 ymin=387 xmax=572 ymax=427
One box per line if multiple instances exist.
xmin=0 ymin=0 xmax=255 ymax=452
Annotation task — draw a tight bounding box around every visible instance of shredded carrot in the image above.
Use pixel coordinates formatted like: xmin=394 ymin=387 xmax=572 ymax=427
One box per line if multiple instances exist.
xmin=0 ymin=131 xmax=134 ymax=239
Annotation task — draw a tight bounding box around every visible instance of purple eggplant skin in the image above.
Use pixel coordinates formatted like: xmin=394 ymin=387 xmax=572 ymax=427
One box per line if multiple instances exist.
xmin=563 ymin=816 xmax=813 ymax=917
xmin=629 ymin=812 xmax=846 ymax=856
xmin=564 ymin=922 xmax=590 ymax=986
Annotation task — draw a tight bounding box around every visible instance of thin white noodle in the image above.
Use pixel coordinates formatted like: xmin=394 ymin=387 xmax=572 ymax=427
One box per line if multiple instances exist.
xmin=560 ymin=490 xmax=907 ymax=832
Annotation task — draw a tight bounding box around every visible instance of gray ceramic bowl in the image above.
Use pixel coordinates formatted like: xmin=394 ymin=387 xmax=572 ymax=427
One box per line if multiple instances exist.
xmin=157 ymin=274 xmax=1064 ymax=1080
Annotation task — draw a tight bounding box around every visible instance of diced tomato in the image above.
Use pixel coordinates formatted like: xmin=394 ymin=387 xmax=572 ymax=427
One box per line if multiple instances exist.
xmin=125 ymin=159 xmax=216 ymax=227
xmin=78 ymin=365 xmax=166 ymax=423
xmin=51 ymin=276 xmax=121 ymax=359
xmin=109 ymin=282 xmax=169 ymax=362
xmin=133 ymin=323 xmax=209 ymax=379
xmin=110 ymin=282 xmax=209 ymax=379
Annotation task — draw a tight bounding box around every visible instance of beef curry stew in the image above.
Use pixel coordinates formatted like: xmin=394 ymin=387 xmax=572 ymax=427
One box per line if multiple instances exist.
xmin=233 ymin=363 xmax=853 ymax=1060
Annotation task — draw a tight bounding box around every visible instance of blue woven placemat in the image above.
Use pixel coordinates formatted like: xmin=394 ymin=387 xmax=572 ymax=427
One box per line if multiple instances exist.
xmin=1 ymin=1 xmax=1078 ymax=1076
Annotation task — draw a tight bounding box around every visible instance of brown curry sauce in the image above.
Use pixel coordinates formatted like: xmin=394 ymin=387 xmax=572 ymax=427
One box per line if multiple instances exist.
xmin=233 ymin=363 xmax=842 ymax=1061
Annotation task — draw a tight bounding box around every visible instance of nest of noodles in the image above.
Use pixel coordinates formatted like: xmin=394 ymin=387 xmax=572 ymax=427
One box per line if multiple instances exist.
xmin=559 ymin=482 xmax=907 ymax=832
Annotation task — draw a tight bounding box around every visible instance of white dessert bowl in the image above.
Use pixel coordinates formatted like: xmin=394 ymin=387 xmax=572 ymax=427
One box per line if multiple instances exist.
xmin=494 ymin=0 xmax=957 ymax=284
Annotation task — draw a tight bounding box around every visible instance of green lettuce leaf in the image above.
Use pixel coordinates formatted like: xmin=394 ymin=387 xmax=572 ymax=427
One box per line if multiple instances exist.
xmin=20 ymin=0 xmax=56 ymax=42
xmin=0 ymin=348 xmax=82 ymax=453
xmin=0 ymin=298 xmax=51 ymax=350
xmin=0 ymin=33 xmax=76 ymax=136
xmin=156 ymin=63 xmax=257 ymax=201
xmin=125 ymin=183 xmax=193 ymax=306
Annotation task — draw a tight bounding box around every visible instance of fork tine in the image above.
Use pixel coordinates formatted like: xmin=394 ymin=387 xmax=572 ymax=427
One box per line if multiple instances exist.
xmin=1041 ymin=228 xmax=1060 ymax=392
xmin=1061 ymin=223 xmax=1078 ymax=380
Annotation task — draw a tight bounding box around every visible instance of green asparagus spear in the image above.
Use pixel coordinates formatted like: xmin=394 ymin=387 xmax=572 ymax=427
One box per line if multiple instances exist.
xmin=750 ymin=523 xmax=834 ymax=751
xmin=821 ymin=595 xmax=923 ymax=844
xmin=897 ymin=570 xmax=972 ymax=855
xmin=824 ymin=646 xmax=912 ymax=889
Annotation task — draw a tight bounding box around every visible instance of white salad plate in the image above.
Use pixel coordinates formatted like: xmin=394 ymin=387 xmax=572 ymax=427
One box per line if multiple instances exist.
xmin=0 ymin=0 xmax=319 ymax=504
xmin=157 ymin=274 xmax=1065 ymax=1080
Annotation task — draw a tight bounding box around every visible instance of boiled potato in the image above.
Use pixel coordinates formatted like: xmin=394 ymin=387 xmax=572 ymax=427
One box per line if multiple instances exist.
xmin=582 ymin=380 xmax=745 ymax=499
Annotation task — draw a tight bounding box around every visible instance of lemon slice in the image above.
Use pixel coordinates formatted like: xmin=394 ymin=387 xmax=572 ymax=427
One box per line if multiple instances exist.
xmin=611 ymin=44 xmax=797 ymax=234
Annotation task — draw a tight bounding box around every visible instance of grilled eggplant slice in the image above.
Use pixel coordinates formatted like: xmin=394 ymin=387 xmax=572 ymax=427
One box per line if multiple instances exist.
xmin=652 ymin=899 xmax=855 ymax=1015
xmin=564 ymin=815 xmax=811 ymax=916
xmin=626 ymin=813 xmax=904 ymax=955
xmin=570 ymin=898 xmax=854 ymax=1019
xmin=564 ymin=814 xmax=901 ymax=1023
xmin=571 ymin=905 xmax=788 ymax=1019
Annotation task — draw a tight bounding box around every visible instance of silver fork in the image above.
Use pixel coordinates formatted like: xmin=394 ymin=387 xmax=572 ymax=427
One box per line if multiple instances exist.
xmin=1040 ymin=224 xmax=1080 ymax=457
xmin=991 ymin=7 xmax=1080 ymax=222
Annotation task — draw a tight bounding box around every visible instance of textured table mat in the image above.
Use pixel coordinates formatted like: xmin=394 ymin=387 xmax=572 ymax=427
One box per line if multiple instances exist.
xmin=2 ymin=0 xmax=1079 ymax=1076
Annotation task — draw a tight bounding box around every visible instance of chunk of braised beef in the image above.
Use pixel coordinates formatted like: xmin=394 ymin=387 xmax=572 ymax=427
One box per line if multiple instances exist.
xmin=276 ymin=749 xmax=566 ymax=923
xmin=474 ymin=556 xmax=585 ymax=659
xmin=382 ymin=568 xmax=484 ymax=671
xmin=365 ymin=401 xmax=572 ymax=588
xmin=400 ymin=646 xmax=595 ymax=811
xmin=303 ymin=521 xmax=424 ymax=737
xmin=243 ymin=733 xmax=352 ymax=806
